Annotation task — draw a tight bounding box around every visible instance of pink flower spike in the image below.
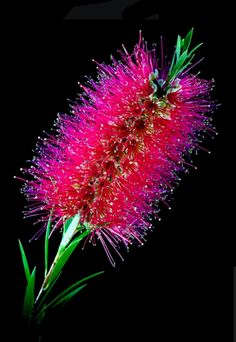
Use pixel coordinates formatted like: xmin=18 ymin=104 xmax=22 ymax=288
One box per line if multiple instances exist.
xmin=21 ymin=29 xmax=217 ymax=264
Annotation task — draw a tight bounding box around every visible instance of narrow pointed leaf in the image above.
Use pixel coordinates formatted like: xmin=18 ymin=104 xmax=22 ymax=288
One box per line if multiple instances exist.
xmin=46 ymin=244 xmax=78 ymax=288
xmin=174 ymin=50 xmax=188 ymax=72
xmin=188 ymin=42 xmax=203 ymax=57
xmin=18 ymin=239 xmax=30 ymax=282
xmin=46 ymin=284 xmax=87 ymax=310
xmin=175 ymin=35 xmax=181 ymax=60
xmin=44 ymin=213 xmax=52 ymax=277
xmin=169 ymin=50 xmax=188 ymax=80
xmin=23 ymin=267 xmax=36 ymax=323
xmin=63 ymin=216 xmax=73 ymax=236
xmin=36 ymin=271 xmax=62 ymax=313
xmin=46 ymin=229 xmax=90 ymax=288
xmin=45 ymin=271 xmax=103 ymax=312
xmin=34 ymin=305 xmax=46 ymax=326
xmin=59 ymin=213 xmax=80 ymax=250
xmin=182 ymin=28 xmax=194 ymax=51
xmin=168 ymin=30 xmax=202 ymax=83
xmin=169 ymin=53 xmax=175 ymax=73
xmin=177 ymin=54 xmax=196 ymax=76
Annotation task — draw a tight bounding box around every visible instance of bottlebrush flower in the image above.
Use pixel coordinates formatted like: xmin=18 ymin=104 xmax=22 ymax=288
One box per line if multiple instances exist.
xmin=21 ymin=29 xmax=216 ymax=264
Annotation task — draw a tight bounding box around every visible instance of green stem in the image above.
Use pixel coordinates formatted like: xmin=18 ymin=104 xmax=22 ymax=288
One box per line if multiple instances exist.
xmin=20 ymin=213 xmax=100 ymax=331
xmin=35 ymin=227 xmax=89 ymax=305
xmin=32 ymin=215 xmax=91 ymax=326
xmin=35 ymin=252 xmax=61 ymax=303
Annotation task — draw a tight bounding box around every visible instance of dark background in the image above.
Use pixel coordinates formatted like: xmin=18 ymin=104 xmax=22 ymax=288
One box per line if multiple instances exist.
xmin=8 ymin=2 xmax=233 ymax=341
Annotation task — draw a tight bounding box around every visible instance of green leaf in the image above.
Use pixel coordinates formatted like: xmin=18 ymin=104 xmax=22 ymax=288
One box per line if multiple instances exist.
xmin=45 ymin=284 xmax=87 ymax=310
xmin=36 ymin=271 xmax=103 ymax=323
xmin=44 ymin=213 xmax=52 ymax=277
xmin=23 ymin=267 xmax=36 ymax=323
xmin=169 ymin=50 xmax=188 ymax=80
xmin=46 ymin=271 xmax=103 ymax=311
xmin=177 ymin=54 xmax=195 ymax=76
xmin=175 ymin=35 xmax=181 ymax=60
xmin=182 ymin=28 xmax=194 ymax=51
xmin=46 ymin=229 xmax=90 ymax=288
xmin=169 ymin=52 xmax=176 ymax=75
xmin=63 ymin=216 xmax=73 ymax=236
xmin=59 ymin=213 xmax=80 ymax=250
xmin=174 ymin=50 xmax=188 ymax=71
xmin=34 ymin=305 xmax=46 ymax=326
xmin=167 ymin=29 xmax=203 ymax=83
xmin=173 ymin=54 xmax=194 ymax=77
xmin=36 ymin=271 xmax=62 ymax=314
xmin=188 ymin=42 xmax=203 ymax=57
xmin=18 ymin=239 xmax=30 ymax=282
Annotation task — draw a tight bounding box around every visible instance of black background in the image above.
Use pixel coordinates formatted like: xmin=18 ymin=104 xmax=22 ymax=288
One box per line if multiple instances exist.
xmin=7 ymin=2 xmax=234 ymax=341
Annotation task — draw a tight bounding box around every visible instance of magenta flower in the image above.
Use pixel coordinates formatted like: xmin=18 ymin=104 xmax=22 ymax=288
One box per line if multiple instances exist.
xmin=22 ymin=29 xmax=215 ymax=264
